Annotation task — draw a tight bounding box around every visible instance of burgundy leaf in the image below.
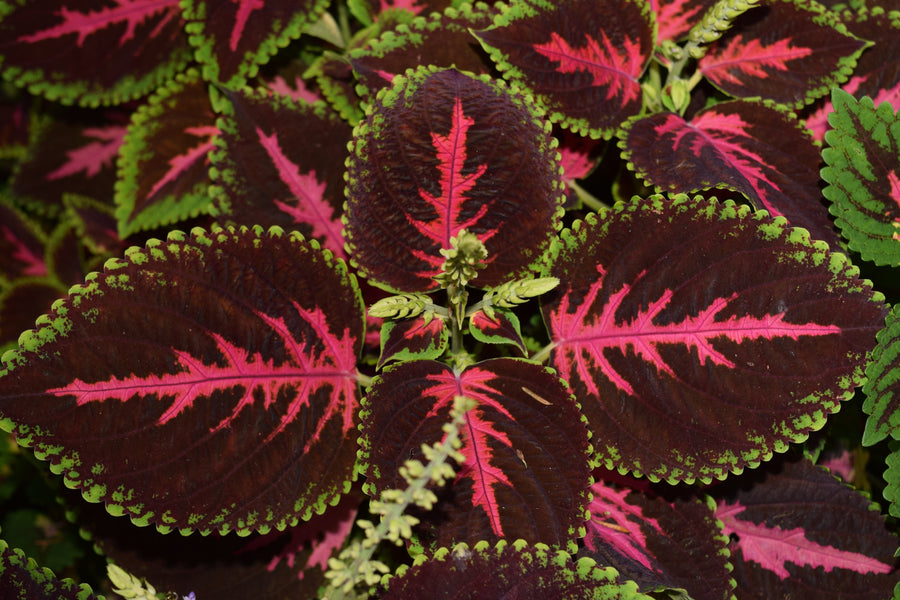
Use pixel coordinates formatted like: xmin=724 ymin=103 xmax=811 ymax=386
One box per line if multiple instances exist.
xmin=468 ymin=309 xmax=526 ymax=355
xmin=63 ymin=195 xmax=123 ymax=256
xmin=345 ymin=67 xmax=564 ymax=292
xmin=651 ymin=0 xmax=715 ymax=43
xmin=0 ymin=225 xmax=365 ymax=534
xmin=620 ymin=99 xmax=839 ymax=247
xmin=475 ymin=0 xmax=654 ymax=138
xmin=0 ymin=205 xmax=48 ymax=281
xmin=377 ymin=316 xmax=449 ymax=369
xmin=359 ymin=358 xmax=591 ymax=547
xmin=542 ymin=195 xmax=886 ymax=482
xmin=0 ymin=539 xmax=102 ymax=600
xmin=0 ymin=280 xmax=66 ymax=351
xmin=0 ymin=96 xmax=31 ymax=156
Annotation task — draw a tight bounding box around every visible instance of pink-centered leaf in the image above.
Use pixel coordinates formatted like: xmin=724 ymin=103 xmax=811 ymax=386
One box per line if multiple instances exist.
xmin=0 ymin=206 xmax=48 ymax=280
xmin=377 ymin=316 xmax=449 ymax=369
xmin=650 ymin=0 xmax=713 ymax=43
xmin=46 ymin=126 xmax=127 ymax=181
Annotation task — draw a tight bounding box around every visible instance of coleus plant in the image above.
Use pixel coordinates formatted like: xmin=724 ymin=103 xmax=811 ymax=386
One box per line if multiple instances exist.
xmin=1 ymin=0 xmax=900 ymax=598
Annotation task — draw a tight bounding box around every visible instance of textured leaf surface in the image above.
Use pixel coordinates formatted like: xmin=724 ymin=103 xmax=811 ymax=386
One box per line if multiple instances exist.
xmin=475 ymin=0 xmax=654 ymax=138
xmin=383 ymin=540 xmax=652 ymax=600
xmin=621 ymin=99 xmax=839 ymax=247
xmin=822 ymin=89 xmax=900 ymax=266
xmin=359 ymin=358 xmax=591 ymax=547
xmin=377 ymin=316 xmax=449 ymax=369
xmin=542 ymin=195 xmax=885 ymax=482
xmin=863 ymin=304 xmax=900 ymax=445
xmin=468 ymin=309 xmax=526 ymax=355
xmin=0 ymin=0 xmax=192 ymax=105
xmin=345 ymin=67 xmax=564 ymax=292
xmin=0 ymin=225 xmax=365 ymax=534
xmin=698 ymin=0 xmax=866 ymax=108
xmin=580 ymin=482 xmax=733 ymax=600
xmin=209 ymin=88 xmax=352 ymax=259
xmin=651 ymin=0 xmax=713 ymax=43
xmin=0 ymin=536 xmax=102 ymax=600
xmin=716 ymin=456 xmax=899 ymax=599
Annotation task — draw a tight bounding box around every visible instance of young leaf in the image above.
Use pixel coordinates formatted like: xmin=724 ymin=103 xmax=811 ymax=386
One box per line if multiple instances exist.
xmin=377 ymin=316 xmax=449 ymax=369
xmin=620 ymin=99 xmax=839 ymax=247
xmin=359 ymin=358 xmax=591 ymax=548
xmin=821 ymin=89 xmax=900 ymax=266
xmin=345 ymin=66 xmax=565 ymax=292
xmin=542 ymin=194 xmax=886 ymax=483
xmin=468 ymin=309 xmax=527 ymax=355
xmin=0 ymin=536 xmax=103 ymax=600
xmin=0 ymin=0 xmax=192 ymax=106
xmin=475 ymin=0 xmax=654 ymax=139
xmin=382 ymin=539 xmax=653 ymax=599
xmin=862 ymin=304 xmax=900 ymax=445
xmin=0 ymin=225 xmax=365 ymax=535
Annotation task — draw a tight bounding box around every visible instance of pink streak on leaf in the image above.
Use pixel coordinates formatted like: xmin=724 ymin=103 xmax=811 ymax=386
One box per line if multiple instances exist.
xmin=559 ymin=143 xmax=595 ymax=181
xmin=654 ymin=0 xmax=706 ymax=43
xmin=230 ymin=0 xmax=264 ymax=52
xmin=533 ymin=31 xmax=644 ymax=103
xmin=2 ymin=226 xmax=47 ymax=277
xmin=413 ymin=97 xmax=489 ymax=248
xmin=549 ymin=267 xmax=841 ymax=396
xmin=47 ymin=126 xmax=128 ymax=181
xmin=255 ymin=127 xmax=346 ymax=259
xmin=147 ymin=125 xmax=219 ymax=200
xmin=378 ymin=0 xmax=426 ymax=14
xmin=17 ymin=0 xmax=180 ymax=47
xmin=718 ymin=501 xmax=893 ymax=578
xmin=805 ymin=75 xmax=868 ymax=141
xmin=267 ymin=76 xmax=321 ymax=104
xmin=585 ymin=484 xmax=664 ymax=571
xmin=887 ymin=170 xmax=900 ymax=215
xmin=701 ymin=35 xmax=813 ymax=85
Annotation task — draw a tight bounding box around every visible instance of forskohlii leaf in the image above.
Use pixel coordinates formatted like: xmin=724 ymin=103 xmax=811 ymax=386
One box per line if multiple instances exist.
xmin=475 ymin=0 xmax=654 ymax=139
xmin=115 ymin=69 xmax=218 ymax=239
xmin=541 ymin=194 xmax=886 ymax=483
xmin=345 ymin=66 xmax=564 ymax=293
xmin=208 ymin=88 xmax=352 ymax=259
xmin=377 ymin=316 xmax=449 ymax=369
xmin=714 ymin=456 xmax=900 ymax=599
xmin=620 ymin=99 xmax=839 ymax=248
xmin=862 ymin=304 xmax=900 ymax=445
xmin=580 ymin=482 xmax=733 ymax=600
xmin=698 ymin=0 xmax=867 ymax=108
xmin=0 ymin=535 xmax=103 ymax=600
xmin=181 ymin=0 xmax=330 ymax=89
xmin=822 ymin=89 xmax=900 ymax=266
xmin=382 ymin=539 xmax=653 ymax=600
xmin=0 ymin=225 xmax=365 ymax=535
xmin=468 ymin=308 xmax=527 ymax=355
xmin=358 ymin=358 xmax=591 ymax=548
xmin=0 ymin=0 xmax=192 ymax=106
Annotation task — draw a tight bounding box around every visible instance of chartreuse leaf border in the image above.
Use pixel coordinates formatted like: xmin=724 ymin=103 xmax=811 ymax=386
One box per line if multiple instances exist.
xmin=863 ymin=304 xmax=900 ymax=446
xmin=1 ymin=531 xmax=102 ymax=600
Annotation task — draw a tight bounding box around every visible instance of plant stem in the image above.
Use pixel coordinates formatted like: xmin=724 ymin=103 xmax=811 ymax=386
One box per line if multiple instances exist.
xmin=529 ymin=341 xmax=557 ymax=365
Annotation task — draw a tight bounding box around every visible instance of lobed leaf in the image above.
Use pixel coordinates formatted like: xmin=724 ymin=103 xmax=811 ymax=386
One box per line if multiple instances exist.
xmin=0 ymin=534 xmax=103 ymax=600
xmin=863 ymin=304 xmax=900 ymax=445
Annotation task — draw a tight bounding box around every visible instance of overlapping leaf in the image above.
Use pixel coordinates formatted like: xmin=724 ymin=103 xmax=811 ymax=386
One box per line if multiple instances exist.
xmin=542 ymin=194 xmax=886 ymax=483
xmin=377 ymin=316 xmax=448 ymax=369
xmin=822 ymin=89 xmax=900 ymax=266
xmin=862 ymin=304 xmax=900 ymax=446
xmin=0 ymin=225 xmax=365 ymax=534
xmin=358 ymin=358 xmax=591 ymax=548
xmin=475 ymin=0 xmax=655 ymax=138
xmin=620 ymin=99 xmax=839 ymax=247
xmin=0 ymin=0 xmax=192 ymax=106
xmin=345 ymin=67 xmax=564 ymax=292
xmin=0 ymin=534 xmax=103 ymax=600
xmin=651 ymin=0 xmax=713 ymax=43
xmin=698 ymin=0 xmax=867 ymax=108
xmin=208 ymin=88 xmax=352 ymax=259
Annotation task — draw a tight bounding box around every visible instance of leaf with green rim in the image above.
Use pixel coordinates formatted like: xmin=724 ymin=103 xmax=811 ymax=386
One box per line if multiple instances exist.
xmin=468 ymin=308 xmax=527 ymax=355
xmin=0 ymin=225 xmax=365 ymax=535
xmin=541 ymin=194 xmax=886 ymax=483
xmin=377 ymin=316 xmax=449 ymax=369
xmin=822 ymin=88 xmax=900 ymax=266
xmin=0 ymin=534 xmax=103 ymax=600
xmin=862 ymin=304 xmax=900 ymax=446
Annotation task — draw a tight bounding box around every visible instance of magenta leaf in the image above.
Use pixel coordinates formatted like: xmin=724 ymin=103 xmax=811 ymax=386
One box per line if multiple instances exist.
xmin=209 ymin=88 xmax=352 ymax=259
xmin=359 ymin=358 xmax=591 ymax=547
xmin=620 ymin=99 xmax=839 ymax=247
xmin=0 ymin=225 xmax=365 ymax=534
xmin=698 ymin=0 xmax=867 ymax=108
xmin=0 ymin=0 xmax=192 ymax=105
xmin=468 ymin=309 xmax=526 ymax=355
xmin=542 ymin=194 xmax=886 ymax=482
xmin=345 ymin=67 xmax=564 ymax=292
xmin=475 ymin=0 xmax=654 ymax=138
xmin=377 ymin=316 xmax=449 ymax=369
xmin=115 ymin=70 xmax=217 ymax=238
xmin=714 ymin=456 xmax=900 ymax=598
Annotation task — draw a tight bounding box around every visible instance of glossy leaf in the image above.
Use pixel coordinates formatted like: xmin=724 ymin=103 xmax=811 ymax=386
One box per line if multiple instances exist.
xmin=476 ymin=0 xmax=654 ymax=138
xmin=0 ymin=0 xmax=192 ymax=106
xmin=620 ymin=99 xmax=839 ymax=247
xmin=0 ymin=225 xmax=365 ymax=534
xmin=698 ymin=0 xmax=867 ymax=108
xmin=377 ymin=316 xmax=449 ymax=369
xmin=822 ymin=89 xmax=900 ymax=266
xmin=862 ymin=304 xmax=900 ymax=445
xmin=209 ymin=88 xmax=352 ymax=259
xmin=382 ymin=539 xmax=653 ymax=600
xmin=345 ymin=67 xmax=564 ymax=292
xmin=542 ymin=194 xmax=886 ymax=483
xmin=0 ymin=536 xmax=103 ymax=600
xmin=359 ymin=358 xmax=591 ymax=547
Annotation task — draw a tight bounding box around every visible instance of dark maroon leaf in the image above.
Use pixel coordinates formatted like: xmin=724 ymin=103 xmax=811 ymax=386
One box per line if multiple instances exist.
xmin=620 ymin=99 xmax=839 ymax=247
xmin=0 ymin=0 xmax=192 ymax=105
xmin=377 ymin=316 xmax=449 ymax=369
xmin=0 ymin=536 xmax=103 ymax=600
xmin=0 ymin=96 xmax=31 ymax=158
xmin=468 ymin=309 xmax=526 ymax=355
xmin=475 ymin=0 xmax=654 ymax=138
xmin=0 ymin=279 xmax=65 ymax=351
xmin=359 ymin=358 xmax=591 ymax=547
xmin=0 ymin=225 xmax=365 ymax=534
xmin=542 ymin=194 xmax=886 ymax=483
xmin=209 ymin=88 xmax=352 ymax=259
xmin=345 ymin=67 xmax=564 ymax=292
xmin=714 ymin=456 xmax=900 ymax=599
xmin=651 ymin=0 xmax=715 ymax=43
xmin=698 ymin=0 xmax=867 ymax=108
xmin=0 ymin=204 xmax=48 ymax=282
xmin=63 ymin=195 xmax=123 ymax=257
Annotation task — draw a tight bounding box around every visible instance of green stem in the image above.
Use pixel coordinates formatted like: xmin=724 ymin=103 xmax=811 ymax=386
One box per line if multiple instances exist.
xmin=569 ymin=179 xmax=608 ymax=212
xmin=529 ymin=341 xmax=557 ymax=365
xmin=356 ymin=372 xmax=374 ymax=388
